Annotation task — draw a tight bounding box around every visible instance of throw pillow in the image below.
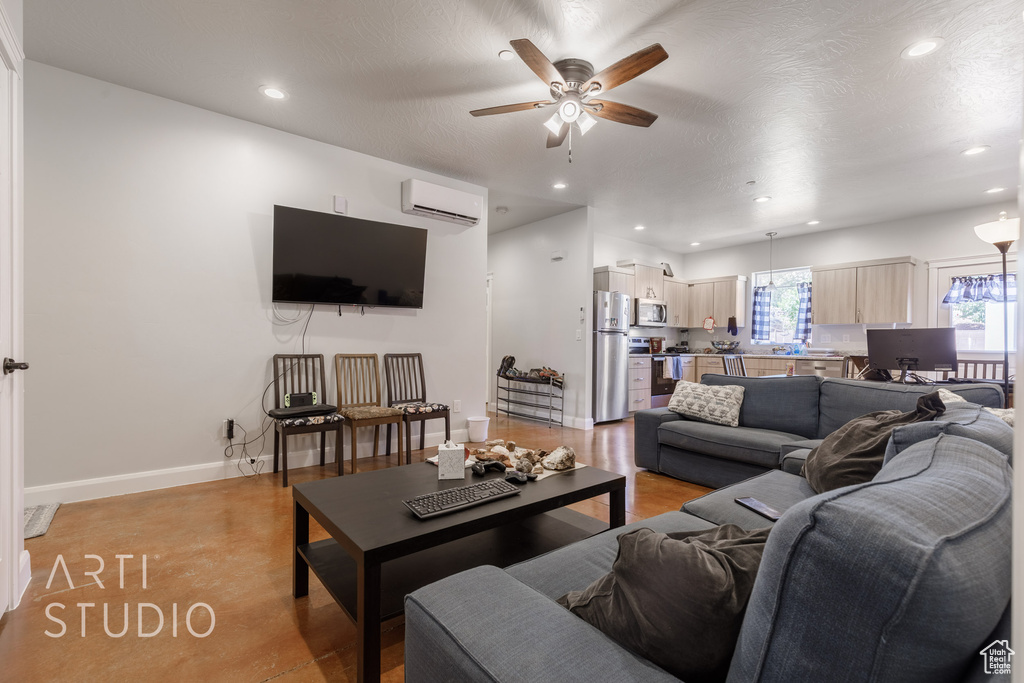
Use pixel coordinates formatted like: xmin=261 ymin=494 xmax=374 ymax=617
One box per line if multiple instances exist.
xmin=668 ymin=381 xmax=745 ymax=427
xmin=938 ymin=387 xmax=1014 ymax=426
xmin=802 ymin=391 xmax=945 ymax=494
xmin=558 ymin=524 xmax=771 ymax=683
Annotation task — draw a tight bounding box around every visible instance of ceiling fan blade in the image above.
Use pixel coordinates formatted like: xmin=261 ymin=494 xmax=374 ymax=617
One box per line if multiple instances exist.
xmin=470 ymin=100 xmax=549 ymax=117
xmin=588 ymin=99 xmax=659 ymax=127
xmin=546 ymin=125 xmax=569 ymax=148
xmin=510 ymin=39 xmax=567 ymax=89
xmin=583 ymin=43 xmax=668 ymax=94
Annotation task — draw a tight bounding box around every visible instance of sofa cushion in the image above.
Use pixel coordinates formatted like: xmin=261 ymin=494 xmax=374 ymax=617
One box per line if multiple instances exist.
xmin=779 ymin=440 xmax=821 ymax=474
xmin=802 ymin=391 xmax=946 ymax=494
xmin=559 ymin=525 xmax=771 ymax=683
xmin=702 ymin=374 xmax=821 ymax=439
xmin=682 ymin=470 xmax=818 ymax=529
xmin=507 ymin=511 xmax=715 ymax=600
xmin=405 ymin=565 xmax=679 ymax=683
xmin=659 ymin=421 xmax=806 ymax=469
xmin=728 ymin=434 xmax=1012 ymax=682
xmin=668 ymin=380 xmax=744 ymax=427
xmin=816 ymin=377 xmax=1003 ymax=438
xmin=884 ymin=401 xmax=1014 ymax=465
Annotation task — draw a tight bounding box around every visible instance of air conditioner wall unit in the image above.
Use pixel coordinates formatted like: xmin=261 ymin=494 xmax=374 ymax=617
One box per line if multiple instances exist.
xmin=401 ymin=179 xmax=482 ymax=227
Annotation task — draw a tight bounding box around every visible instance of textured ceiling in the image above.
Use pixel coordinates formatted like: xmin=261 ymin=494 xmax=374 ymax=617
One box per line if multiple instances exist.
xmin=25 ymin=0 xmax=1023 ymax=250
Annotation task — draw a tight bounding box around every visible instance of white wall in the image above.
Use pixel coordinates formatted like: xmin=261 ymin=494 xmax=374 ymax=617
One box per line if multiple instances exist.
xmin=488 ymin=208 xmax=593 ymax=429
xmin=678 ymin=201 xmax=1018 ymax=352
xmin=24 ymin=62 xmax=488 ymax=502
xmin=593 ymin=232 xmax=686 ymax=274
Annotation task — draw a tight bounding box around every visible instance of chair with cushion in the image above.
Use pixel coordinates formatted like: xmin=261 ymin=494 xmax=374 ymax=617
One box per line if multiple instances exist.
xmin=384 ymin=353 xmax=451 ymax=464
xmin=270 ymin=354 xmax=345 ymax=487
xmin=334 ymin=353 xmax=404 ymax=474
xmin=723 ymin=355 xmax=746 ymax=376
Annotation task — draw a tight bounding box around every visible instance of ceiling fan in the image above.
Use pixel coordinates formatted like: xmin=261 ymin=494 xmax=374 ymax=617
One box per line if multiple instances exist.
xmin=471 ymin=39 xmax=669 ymax=157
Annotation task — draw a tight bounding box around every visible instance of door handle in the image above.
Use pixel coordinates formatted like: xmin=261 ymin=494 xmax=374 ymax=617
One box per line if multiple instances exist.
xmin=3 ymin=358 xmax=28 ymax=374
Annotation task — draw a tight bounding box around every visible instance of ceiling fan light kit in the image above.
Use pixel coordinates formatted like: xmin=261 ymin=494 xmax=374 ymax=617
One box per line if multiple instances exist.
xmin=470 ymin=39 xmax=668 ymax=160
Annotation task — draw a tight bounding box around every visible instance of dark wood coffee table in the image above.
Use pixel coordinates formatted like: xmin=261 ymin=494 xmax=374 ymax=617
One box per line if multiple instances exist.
xmin=292 ymin=463 xmax=626 ymax=682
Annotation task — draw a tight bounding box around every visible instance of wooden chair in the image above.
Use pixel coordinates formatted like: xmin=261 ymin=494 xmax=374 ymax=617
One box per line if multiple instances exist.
xmin=722 ymin=355 xmax=747 ymax=377
xmin=334 ymin=354 xmax=404 ymax=474
xmin=844 ymin=355 xmax=870 ymax=379
xmin=942 ymin=360 xmax=1006 ymax=381
xmin=383 ymin=353 xmax=451 ymax=465
xmin=271 ymin=354 xmax=344 ymax=487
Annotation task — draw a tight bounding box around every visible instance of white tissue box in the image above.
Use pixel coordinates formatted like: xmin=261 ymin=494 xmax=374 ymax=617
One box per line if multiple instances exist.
xmin=437 ymin=442 xmax=466 ymax=480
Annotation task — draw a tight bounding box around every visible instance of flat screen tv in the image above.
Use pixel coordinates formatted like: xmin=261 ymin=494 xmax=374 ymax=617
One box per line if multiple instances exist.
xmin=272 ymin=205 xmax=428 ymax=308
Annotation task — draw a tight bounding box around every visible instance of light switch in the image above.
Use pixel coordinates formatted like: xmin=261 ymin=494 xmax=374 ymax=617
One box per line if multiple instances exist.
xmin=576 ymin=329 xmax=582 ymax=341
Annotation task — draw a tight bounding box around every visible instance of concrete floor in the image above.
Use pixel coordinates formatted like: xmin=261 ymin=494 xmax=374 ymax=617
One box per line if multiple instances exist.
xmin=0 ymin=413 xmax=709 ymax=682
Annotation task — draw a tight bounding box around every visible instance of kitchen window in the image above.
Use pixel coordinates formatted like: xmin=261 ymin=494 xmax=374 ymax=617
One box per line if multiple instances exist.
xmin=751 ymin=267 xmax=812 ymax=344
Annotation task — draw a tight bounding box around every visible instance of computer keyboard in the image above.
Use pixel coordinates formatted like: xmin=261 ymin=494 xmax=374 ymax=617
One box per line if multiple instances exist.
xmin=403 ymin=478 xmax=522 ymax=519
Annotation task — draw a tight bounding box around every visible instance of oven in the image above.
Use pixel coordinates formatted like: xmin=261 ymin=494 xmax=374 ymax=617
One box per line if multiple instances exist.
xmin=650 ymin=355 xmax=677 ymax=408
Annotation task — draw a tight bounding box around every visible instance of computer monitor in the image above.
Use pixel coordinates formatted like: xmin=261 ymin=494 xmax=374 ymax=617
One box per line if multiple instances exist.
xmin=866 ymin=328 xmax=957 ymax=382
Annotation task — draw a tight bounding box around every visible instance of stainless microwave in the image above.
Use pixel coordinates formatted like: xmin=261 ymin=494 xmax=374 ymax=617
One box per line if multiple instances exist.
xmin=633 ymin=299 xmax=668 ymax=327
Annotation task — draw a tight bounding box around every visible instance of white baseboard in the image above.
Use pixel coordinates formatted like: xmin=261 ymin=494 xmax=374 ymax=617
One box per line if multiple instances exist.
xmin=25 ymin=428 xmax=467 ymax=506
xmin=14 ymin=550 xmax=30 ymax=609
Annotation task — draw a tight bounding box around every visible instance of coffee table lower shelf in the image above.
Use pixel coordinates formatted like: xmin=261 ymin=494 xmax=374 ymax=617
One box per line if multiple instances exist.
xmin=298 ymin=507 xmax=608 ymax=621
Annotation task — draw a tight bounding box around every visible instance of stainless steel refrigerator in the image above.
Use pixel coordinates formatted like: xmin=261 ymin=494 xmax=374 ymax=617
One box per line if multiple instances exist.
xmin=593 ymin=290 xmax=631 ymax=423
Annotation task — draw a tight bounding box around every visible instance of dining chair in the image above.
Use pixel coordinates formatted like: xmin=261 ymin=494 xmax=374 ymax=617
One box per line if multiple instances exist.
xmin=271 ymin=354 xmax=345 ymax=487
xmin=383 ymin=353 xmax=451 ymax=465
xmin=722 ymin=355 xmax=747 ymax=377
xmin=941 ymin=360 xmax=1006 ymax=381
xmin=334 ymin=354 xmax=404 ymax=474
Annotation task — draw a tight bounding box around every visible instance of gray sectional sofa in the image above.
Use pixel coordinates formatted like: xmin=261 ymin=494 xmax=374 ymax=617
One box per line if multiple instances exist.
xmin=634 ymin=375 xmax=1004 ymax=488
xmin=404 ymin=380 xmax=1013 ymax=682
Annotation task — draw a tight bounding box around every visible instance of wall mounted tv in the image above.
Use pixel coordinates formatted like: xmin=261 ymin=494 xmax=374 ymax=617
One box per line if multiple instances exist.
xmin=272 ymin=205 xmax=428 ymax=308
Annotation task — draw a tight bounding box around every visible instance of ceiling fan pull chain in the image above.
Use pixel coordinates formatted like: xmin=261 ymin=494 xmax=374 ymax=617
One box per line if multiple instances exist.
xmin=568 ymin=125 xmax=573 ymax=164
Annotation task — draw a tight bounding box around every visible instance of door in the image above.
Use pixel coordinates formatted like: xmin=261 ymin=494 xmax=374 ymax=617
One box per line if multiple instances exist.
xmin=0 ymin=48 xmax=23 ymax=614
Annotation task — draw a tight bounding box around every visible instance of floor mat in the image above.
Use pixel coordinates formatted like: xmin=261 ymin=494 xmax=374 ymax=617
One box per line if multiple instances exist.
xmin=24 ymin=503 xmax=60 ymax=539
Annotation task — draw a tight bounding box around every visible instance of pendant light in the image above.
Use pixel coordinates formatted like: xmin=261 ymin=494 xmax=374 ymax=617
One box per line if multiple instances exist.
xmin=765 ymin=232 xmax=777 ymax=292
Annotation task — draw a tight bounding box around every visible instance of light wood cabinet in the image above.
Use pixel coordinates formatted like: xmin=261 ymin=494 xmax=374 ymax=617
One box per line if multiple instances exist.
xmin=812 ymin=257 xmax=915 ymax=324
xmin=794 ymin=358 xmax=845 ymax=378
xmin=664 ymin=279 xmax=689 ymax=327
xmin=696 ymin=356 xmax=725 ymax=380
xmin=594 ymin=266 xmax=635 ymax=300
xmin=627 ymin=356 xmax=651 ymax=412
xmin=634 ymin=264 xmax=665 ymax=301
xmin=679 ymin=355 xmax=696 ymax=383
xmin=687 ymin=282 xmax=715 ymax=327
xmin=688 ymin=276 xmax=747 ymax=328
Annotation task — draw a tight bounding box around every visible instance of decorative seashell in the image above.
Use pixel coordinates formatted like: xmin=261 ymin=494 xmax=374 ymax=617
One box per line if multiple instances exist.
xmin=472 ymin=448 xmax=490 ymax=456
xmin=490 ymin=446 xmax=510 ymax=457
xmin=505 ymin=441 xmax=516 ymax=452
xmin=532 ymin=464 xmax=544 ymax=474
xmin=485 ymin=439 xmax=506 ymax=447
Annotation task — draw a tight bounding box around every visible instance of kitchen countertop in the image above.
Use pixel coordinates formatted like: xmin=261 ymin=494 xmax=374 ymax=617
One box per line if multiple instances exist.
xmin=629 ymin=353 xmax=848 ymax=360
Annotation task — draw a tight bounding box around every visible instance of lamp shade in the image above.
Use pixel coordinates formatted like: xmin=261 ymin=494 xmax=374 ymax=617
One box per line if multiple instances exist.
xmin=974 ymin=212 xmax=1020 ymax=245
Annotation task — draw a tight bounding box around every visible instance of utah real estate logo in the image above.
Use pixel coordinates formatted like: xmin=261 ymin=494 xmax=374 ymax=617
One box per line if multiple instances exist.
xmin=980 ymin=640 xmax=1014 ymax=675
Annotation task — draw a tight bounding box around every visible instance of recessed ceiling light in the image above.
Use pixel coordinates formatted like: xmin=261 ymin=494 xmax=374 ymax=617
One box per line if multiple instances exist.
xmin=495 ymin=205 xmax=509 ymax=214
xmin=985 ymin=187 xmax=1006 ymax=194
xmin=690 ymin=242 xmax=700 ymax=246
xmin=753 ymin=196 xmax=772 ymax=203
xmin=259 ymin=85 xmax=288 ymax=100
xmin=498 ymin=50 xmax=515 ymax=61
xmin=901 ymin=37 xmax=944 ymax=59
xmin=807 ymin=220 xmax=820 ymax=225
xmin=634 ymin=225 xmax=645 ymax=231
xmin=552 ymin=182 xmax=567 ymax=189
xmin=962 ymin=145 xmax=991 ymax=156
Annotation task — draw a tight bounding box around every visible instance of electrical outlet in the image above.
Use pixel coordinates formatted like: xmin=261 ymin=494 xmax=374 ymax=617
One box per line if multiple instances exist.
xmin=223 ymin=419 xmax=234 ymax=440
xmin=576 ymin=329 xmax=582 ymax=341
xmin=843 ymin=334 xmax=851 ymax=342
xmin=821 ymin=334 xmax=831 ymax=343
xmin=454 ymin=400 xmax=462 ymax=413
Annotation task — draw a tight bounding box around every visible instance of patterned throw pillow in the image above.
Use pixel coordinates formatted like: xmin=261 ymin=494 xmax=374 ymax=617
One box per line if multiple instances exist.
xmin=667 ymin=381 xmax=745 ymax=427
xmin=938 ymin=388 xmax=1014 ymax=427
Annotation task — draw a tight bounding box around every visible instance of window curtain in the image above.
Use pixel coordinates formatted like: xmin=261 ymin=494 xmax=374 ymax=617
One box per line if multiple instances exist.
xmin=942 ymin=274 xmax=1016 ymax=304
xmin=751 ymin=286 xmax=771 ymax=341
xmin=793 ymin=282 xmax=812 ymax=342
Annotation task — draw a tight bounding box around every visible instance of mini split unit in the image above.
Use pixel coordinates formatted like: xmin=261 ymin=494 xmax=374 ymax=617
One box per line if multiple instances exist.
xmin=401 ymin=179 xmax=483 ymax=227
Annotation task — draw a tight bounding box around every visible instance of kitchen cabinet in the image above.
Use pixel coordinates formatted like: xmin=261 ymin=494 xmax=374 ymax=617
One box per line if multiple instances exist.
xmin=811 ymin=257 xmax=915 ymax=324
xmin=628 ymin=357 xmax=651 ymax=412
xmin=744 ymin=358 xmax=790 ymax=377
xmin=634 ymin=264 xmax=665 ymax=301
xmin=688 ymin=276 xmax=747 ymax=328
xmin=664 ymin=279 xmax=689 ymax=327
xmin=678 ymin=355 xmax=696 ymax=383
xmin=794 ymin=358 xmax=845 ymax=378
xmin=696 ymin=356 xmax=725 ymax=380
xmin=593 ymin=266 xmax=635 ymax=300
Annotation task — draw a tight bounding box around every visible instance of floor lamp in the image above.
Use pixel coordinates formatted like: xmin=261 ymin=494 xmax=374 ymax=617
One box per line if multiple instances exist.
xmin=974 ymin=211 xmax=1019 ymax=407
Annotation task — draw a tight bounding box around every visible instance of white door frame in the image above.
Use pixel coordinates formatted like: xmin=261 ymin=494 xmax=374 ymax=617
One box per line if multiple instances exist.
xmin=0 ymin=2 xmax=24 ymax=614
